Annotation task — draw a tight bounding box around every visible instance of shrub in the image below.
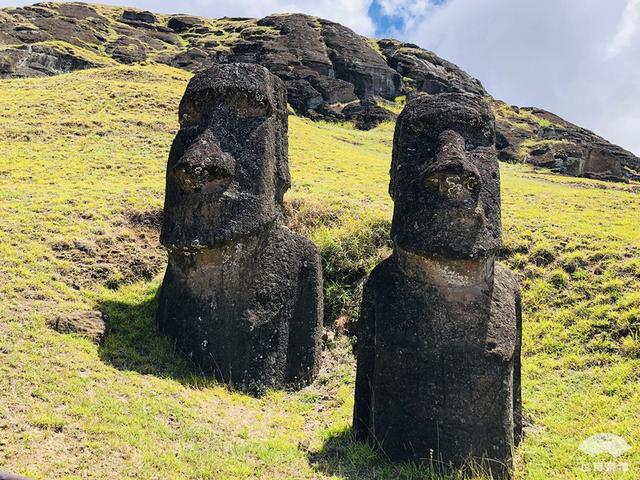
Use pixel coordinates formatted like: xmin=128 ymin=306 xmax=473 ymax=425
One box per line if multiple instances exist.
xmin=313 ymin=213 xmax=391 ymax=331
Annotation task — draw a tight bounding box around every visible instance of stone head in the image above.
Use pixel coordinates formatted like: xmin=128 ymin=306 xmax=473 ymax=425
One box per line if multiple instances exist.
xmin=161 ymin=63 xmax=290 ymax=249
xmin=390 ymin=93 xmax=501 ymax=259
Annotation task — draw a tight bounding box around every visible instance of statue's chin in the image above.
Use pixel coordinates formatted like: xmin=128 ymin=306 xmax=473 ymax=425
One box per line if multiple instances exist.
xmin=395 ymin=246 xmax=494 ymax=287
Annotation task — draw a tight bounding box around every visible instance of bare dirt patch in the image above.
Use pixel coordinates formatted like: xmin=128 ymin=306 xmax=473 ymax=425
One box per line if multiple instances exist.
xmin=51 ymin=209 xmax=165 ymax=291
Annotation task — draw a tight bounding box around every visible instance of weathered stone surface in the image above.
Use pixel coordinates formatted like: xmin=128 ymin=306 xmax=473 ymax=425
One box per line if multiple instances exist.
xmin=390 ymin=93 xmax=500 ymax=259
xmin=159 ymin=47 xmax=212 ymax=71
xmin=495 ymin=101 xmax=640 ymax=182
xmin=354 ymin=93 xmax=522 ymax=478
xmin=167 ymin=15 xmax=204 ymax=33
xmin=0 ymin=472 xmax=32 ymax=480
xmin=343 ymin=98 xmax=396 ymax=130
xmin=105 ymin=36 xmax=146 ymax=64
xmin=319 ymin=20 xmax=401 ymax=100
xmin=0 ymin=44 xmax=100 ymax=77
xmin=219 ymin=14 xmax=400 ymax=118
xmin=49 ymin=311 xmax=107 ymax=344
xmin=226 ymin=14 xmax=358 ymax=115
xmin=378 ymin=38 xmax=486 ymax=96
xmin=121 ymin=10 xmax=156 ymax=24
xmin=157 ymin=63 xmax=323 ymax=395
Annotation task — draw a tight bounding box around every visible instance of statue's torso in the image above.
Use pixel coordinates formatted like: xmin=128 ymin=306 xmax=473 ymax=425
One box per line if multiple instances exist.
xmin=158 ymin=225 xmax=320 ymax=393
xmin=363 ymin=256 xmax=518 ymax=465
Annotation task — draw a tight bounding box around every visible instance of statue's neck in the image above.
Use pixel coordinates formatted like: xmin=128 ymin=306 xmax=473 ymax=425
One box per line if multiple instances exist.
xmin=168 ymin=232 xmax=265 ymax=269
xmin=395 ymin=245 xmax=494 ymax=288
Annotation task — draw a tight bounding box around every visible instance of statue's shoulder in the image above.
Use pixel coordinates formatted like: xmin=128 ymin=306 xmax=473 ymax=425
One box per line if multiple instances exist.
xmin=494 ymin=262 xmax=520 ymax=296
xmin=364 ymin=255 xmax=397 ymax=294
xmin=273 ymin=225 xmax=320 ymax=259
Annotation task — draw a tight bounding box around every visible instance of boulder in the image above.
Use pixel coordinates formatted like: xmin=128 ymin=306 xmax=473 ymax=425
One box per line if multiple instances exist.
xmin=343 ymin=98 xmax=396 ymax=130
xmin=106 ymin=37 xmax=147 ymax=64
xmin=157 ymin=63 xmax=323 ymax=395
xmin=121 ymin=10 xmax=157 ymax=24
xmin=167 ymin=15 xmax=205 ymax=33
xmin=0 ymin=473 xmax=32 ymax=480
xmin=49 ymin=311 xmax=107 ymax=344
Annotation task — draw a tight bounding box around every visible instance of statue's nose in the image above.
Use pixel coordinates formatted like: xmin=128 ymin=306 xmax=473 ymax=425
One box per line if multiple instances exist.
xmin=173 ymin=130 xmax=236 ymax=193
xmin=423 ymin=130 xmax=481 ymax=199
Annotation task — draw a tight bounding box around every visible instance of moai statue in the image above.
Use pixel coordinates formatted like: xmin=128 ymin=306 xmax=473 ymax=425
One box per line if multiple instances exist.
xmin=353 ymin=93 xmax=522 ymax=478
xmin=157 ymin=63 xmax=323 ymax=395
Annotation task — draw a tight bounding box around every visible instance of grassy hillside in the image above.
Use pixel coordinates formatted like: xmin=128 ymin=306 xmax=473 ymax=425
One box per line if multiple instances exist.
xmin=0 ymin=65 xmax=639 ymax=480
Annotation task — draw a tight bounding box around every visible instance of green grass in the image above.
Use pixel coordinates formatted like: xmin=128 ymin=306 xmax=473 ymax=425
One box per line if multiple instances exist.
xmin=0 ymin=65 xmax=639 ymax=479
xmin=494 ymin=102 xmax=563 ymax=131
xmin=518 ymin=139 xmax=574 ymax=160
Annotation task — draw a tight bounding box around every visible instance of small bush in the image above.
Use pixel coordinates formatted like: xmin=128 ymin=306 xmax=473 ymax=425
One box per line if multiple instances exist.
xmin=314 ymin=213 xmax=391 ymax=330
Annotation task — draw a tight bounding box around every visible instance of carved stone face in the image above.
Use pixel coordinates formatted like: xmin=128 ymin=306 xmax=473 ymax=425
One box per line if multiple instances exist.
xmin=161 ymin=63 xmax=290 ymax=250
xmin=390 ymin=93 xmax=501 ymax=259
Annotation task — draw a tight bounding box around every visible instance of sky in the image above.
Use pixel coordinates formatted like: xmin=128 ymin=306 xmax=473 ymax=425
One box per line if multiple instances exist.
xmin=2 ymin=0 xmax=638 ymax=155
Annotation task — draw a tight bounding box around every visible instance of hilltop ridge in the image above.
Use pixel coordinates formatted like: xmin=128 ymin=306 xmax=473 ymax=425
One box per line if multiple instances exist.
xmin=1 ymin=1 xmax=638 ymax=182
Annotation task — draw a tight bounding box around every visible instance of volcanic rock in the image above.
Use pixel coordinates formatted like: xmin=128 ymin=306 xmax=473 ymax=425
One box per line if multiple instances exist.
xmin=343 ymin=98 xmax=397 ymax=130
xmin=121 ymin=10 xmax=156 ymax=24
xmin=157 ymin=63 xmax=323 ymax=395
xmin=354 ymin=93 xmax=522 ymax=478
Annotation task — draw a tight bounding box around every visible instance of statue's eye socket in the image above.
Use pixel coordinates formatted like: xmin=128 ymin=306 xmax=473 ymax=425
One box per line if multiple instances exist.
xmin=181 ymin=93 xmax=271 ymax=126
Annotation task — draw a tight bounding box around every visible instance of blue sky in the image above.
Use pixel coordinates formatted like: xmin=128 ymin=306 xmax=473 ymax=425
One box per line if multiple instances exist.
xmin=368 ymin=1 xmax=404 ymax=37
xmin=368 ymin=0 xmax=447 ymax=37
xmin=2 ymin=0 xmax=639 ymax=155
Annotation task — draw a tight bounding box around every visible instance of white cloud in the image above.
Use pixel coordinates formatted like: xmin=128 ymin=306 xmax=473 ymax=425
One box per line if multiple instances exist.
xmin=0 ymin=0 xmax=376 ymax=35
xmin=376 ymin=0 xmax=436 ymax=32
xmin=401 ymin=0 xmax=640 ymax=155
xmin=607 ymin=0 xmax=640 ymax=58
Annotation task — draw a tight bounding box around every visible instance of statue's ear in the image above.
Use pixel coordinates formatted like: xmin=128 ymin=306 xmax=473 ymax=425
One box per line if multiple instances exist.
xmin=274 ymin=85 xmax=291 ymax=205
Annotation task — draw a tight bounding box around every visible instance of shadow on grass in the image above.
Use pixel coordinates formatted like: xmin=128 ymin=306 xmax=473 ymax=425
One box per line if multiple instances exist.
xmin=96 ymin=282 xmax=210 ymax=387
xmin=310 ymin=426 xmax=441 ymax=480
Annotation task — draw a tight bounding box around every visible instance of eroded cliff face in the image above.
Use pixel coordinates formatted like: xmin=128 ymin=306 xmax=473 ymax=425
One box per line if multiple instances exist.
xmin=1 ymin=2 xmax=638 ymax=181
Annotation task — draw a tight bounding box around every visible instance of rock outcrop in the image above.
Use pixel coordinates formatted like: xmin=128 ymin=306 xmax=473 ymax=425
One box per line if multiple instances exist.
xmin=378 ymin=38 xmax=486 ymax=97
xmin=353 ymin=93 xmax=522 ymax=478
xmin=49 ymin=310 xmax=107 ymax=344
xmin=223 ymin=14 xmax=401 ymax=119
xmin=0 ymin=43 xmax=101 ymax=77
xmin=342 ymin=97 xmax=397 ymax=130
xmin=157 ymin=63 xmax=323 ymax=395
xmin=0 ymin=2 xmax=637 ymax=181
xmin=494 ymin=101 xmax=640 ymax=182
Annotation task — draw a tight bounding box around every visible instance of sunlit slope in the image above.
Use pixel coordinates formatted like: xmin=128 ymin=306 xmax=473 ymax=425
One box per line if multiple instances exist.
xmin=0 ymin=66 xmax=638 ymax=479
